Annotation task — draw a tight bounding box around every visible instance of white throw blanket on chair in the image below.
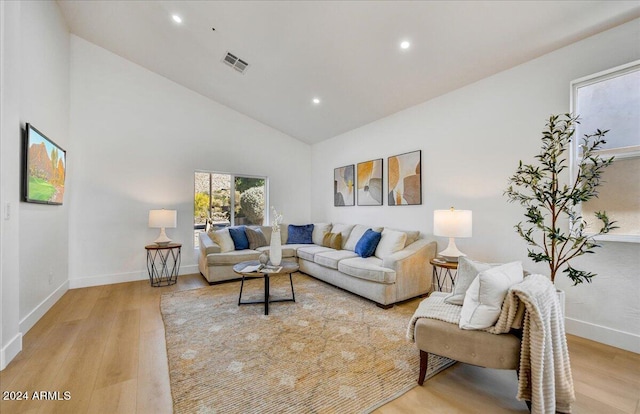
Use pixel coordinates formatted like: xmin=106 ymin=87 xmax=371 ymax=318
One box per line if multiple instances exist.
xmin=406 ymin=274 xmax=575 ymax=413
xmin=509 ymin=274 xmax=575 ymax=413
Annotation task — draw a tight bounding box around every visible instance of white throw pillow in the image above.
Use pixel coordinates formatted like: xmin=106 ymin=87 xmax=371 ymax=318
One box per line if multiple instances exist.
xmin=343 ymin=225 xmax=369 ymax=251
xmin=445 ymin=257 xmax=501 ymax=305
xmin=459 ymin=261 xmax=524 ymax=330
xmin=374 ymin=229 xmax=407 ymax=259
xmin=211 ymin=228 xmax=235 ymax=253
xmin=312 ymin=223 xmax=332 ymax=245
xmin=385 ymin=227 xmax=420 ymax=247
xmin=329 ymin=223 xmax=355 ymax=249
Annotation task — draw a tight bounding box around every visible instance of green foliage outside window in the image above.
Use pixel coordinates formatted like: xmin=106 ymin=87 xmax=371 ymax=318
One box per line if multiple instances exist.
xmin=194 ymin=192 xmax=209 ymax=224
xmin=239 ymin=186 xmax=265 ymax=225
xmin=194 ymin=173 xmax=266 ymax=228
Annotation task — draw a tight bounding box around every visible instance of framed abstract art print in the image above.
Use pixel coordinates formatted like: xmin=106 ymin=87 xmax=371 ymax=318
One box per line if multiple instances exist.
xmin=357 ymin=158 xmax=383 ymax=206
xmin=388 ymin=150 xmax=421 ymax=206
xmin=334 ymin=165 xmax=355 ymax=206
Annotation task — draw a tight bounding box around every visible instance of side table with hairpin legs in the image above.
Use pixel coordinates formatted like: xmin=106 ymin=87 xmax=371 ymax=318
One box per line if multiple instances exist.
xmin=429 ymin=258 xmax=458 ymax=293
xmin=145 ymin=243 xmax=181 ymax=287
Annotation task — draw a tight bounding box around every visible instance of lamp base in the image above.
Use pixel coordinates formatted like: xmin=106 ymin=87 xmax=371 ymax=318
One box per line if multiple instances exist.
xmin=154 ymin=228 xmax=172 ymax=246
xmin=437 ymin=237 xmax=466 ymax=262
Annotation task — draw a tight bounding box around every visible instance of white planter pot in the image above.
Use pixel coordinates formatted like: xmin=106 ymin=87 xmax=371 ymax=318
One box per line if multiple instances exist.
xmin=270 ymin=229 xmax=282 ymax=266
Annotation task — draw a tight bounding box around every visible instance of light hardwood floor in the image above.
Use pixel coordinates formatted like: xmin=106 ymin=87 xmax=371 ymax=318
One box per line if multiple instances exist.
xmin=1 ymin=274 xmax=638 ymax=413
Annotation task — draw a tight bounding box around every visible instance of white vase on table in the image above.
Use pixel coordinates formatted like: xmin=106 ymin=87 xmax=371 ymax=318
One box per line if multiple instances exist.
xmin=270 ymin=229 xmax=282 ymax=266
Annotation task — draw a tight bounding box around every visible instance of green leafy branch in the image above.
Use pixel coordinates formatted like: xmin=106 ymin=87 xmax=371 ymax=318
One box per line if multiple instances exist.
xmin=505 ymin=114 xmax=618 ymax=285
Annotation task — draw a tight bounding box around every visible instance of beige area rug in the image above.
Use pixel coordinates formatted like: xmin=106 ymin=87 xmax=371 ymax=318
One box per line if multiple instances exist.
xmin=161 ymin=273 xmax=455 ymax=414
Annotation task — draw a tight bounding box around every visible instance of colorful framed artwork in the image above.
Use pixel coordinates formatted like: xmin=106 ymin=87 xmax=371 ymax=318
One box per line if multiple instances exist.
xmin=388 ymin=150 xmax=421 ymax=205
xmin=357 ymin=158 xmax=383 ymax=206
xmin=24 ymin=123 xmax=66 ymax=205
xmin=334 ymin=165 xmax=355 ymax=206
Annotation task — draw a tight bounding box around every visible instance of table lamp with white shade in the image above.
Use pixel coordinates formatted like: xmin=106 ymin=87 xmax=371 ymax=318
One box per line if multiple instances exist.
xmin=433 ymin=207 xmax=472 ymax=262
xmin=149 ymin=209 xmax=177 ymax=245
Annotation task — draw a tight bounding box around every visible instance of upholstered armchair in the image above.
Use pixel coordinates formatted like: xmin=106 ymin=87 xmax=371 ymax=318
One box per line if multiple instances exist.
xmin=408 ymin=269 xmax=574 ymax=413
xmin=414 ymin=314 xmax=524 ymax=386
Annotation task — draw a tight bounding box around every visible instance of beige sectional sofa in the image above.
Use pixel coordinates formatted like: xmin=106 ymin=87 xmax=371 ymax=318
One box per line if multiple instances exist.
xmin=198 ymin=223 xmax=437 ymax=308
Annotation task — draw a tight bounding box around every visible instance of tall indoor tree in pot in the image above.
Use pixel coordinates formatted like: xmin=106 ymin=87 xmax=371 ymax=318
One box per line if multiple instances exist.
xmin=505 ymin=114 xmax=618 ymax=285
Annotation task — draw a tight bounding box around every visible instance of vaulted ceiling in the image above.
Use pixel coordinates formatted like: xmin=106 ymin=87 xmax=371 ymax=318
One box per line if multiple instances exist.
xmin=57 ymin=1 xmax=640 ymax=144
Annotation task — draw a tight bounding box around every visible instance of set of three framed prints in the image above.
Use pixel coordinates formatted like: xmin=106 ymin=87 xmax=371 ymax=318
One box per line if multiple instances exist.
xmin=334 ymin=150 xmax=421 ymax=207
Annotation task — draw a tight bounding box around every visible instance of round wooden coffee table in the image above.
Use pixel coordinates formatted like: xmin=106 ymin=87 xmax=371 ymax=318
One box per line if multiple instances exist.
xmin=233 ymin=260 xmax=299 ymax=315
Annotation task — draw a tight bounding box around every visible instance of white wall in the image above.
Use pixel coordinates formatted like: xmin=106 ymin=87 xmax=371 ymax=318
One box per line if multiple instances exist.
xmin=68 ymin=36 xmax=311 ymax=287
xmin=311 ymin=19 xmax=640 ymax=352
xmin=18 ymin=0 xmax=70 ymax=332
xmin=1 ymin=0 xmax=70 ymax=369
xmin=1 ymin=0 xmax=23 ymax=370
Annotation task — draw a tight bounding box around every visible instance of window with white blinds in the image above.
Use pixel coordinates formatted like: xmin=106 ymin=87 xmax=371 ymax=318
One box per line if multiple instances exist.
xmin=570 ymin=60 xmax=640 ymax=243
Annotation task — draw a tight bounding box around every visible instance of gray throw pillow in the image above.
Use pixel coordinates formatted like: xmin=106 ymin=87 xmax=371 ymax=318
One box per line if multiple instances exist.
xmin=245 ymin=227 xmax=268 ymax=250
xmin=444 ymin=256 xmax=501 ymax=305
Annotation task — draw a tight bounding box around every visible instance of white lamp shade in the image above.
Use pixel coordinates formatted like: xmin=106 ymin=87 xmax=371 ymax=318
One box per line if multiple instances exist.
xmin=148 ymin=209 xmax=177 ymax=229
xmin=433 ymin=209 xmax=472 ymax=238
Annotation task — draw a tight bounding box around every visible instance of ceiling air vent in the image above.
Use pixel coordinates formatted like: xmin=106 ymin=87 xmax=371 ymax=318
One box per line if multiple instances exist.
xmin=222 ymin=52 xmax=249 ymax=74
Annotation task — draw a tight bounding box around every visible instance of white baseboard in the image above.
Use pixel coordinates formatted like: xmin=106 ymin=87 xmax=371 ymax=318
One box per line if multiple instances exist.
xmin=179 ymin=264 xmax=199 ymax=275
xmin=69 ymin=264 xmax=200 ymax=289
xmin=179 ymin=264 xmax=199 ymax=276
xmin=1 ymin=332 xmax=22 ymax=371
xmin=69 ymin=270 xmax=148 ymax=289
xmin=19 ymin=280 xmax=69 ymax=335
xmin=565 ymin=317 xmax=640 ymax=354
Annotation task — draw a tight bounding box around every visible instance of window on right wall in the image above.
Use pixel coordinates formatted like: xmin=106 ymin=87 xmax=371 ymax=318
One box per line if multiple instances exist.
xmin=570 ymin=60 xmax=640 ymax=243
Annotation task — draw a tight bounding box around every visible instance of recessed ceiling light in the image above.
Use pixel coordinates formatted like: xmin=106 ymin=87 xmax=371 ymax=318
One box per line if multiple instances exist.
xmin=400 ymin=41 xmax=411 ymax=50
xmin=312 ymin=97 xmax=321 ymax=105
xmin=172 ymin=15 xmax=182 ymax=24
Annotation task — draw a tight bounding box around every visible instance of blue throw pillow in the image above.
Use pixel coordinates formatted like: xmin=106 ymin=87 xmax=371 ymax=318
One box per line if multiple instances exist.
xmin=228 ymin=226 xmax=249 ymax=250
xmin=287 ymin=224 xmax=314 ymax=244
xmin=355 ymin=229 xmax=382 ymax=258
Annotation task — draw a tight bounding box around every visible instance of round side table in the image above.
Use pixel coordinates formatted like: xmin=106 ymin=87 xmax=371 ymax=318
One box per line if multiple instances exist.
xmin=145 ymin=243 xmax=181 ymax=287
xmin=429 ymin=258 xmax=458 ymax=293
xmin=233 ymin=260 xmax=298 ymax=315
